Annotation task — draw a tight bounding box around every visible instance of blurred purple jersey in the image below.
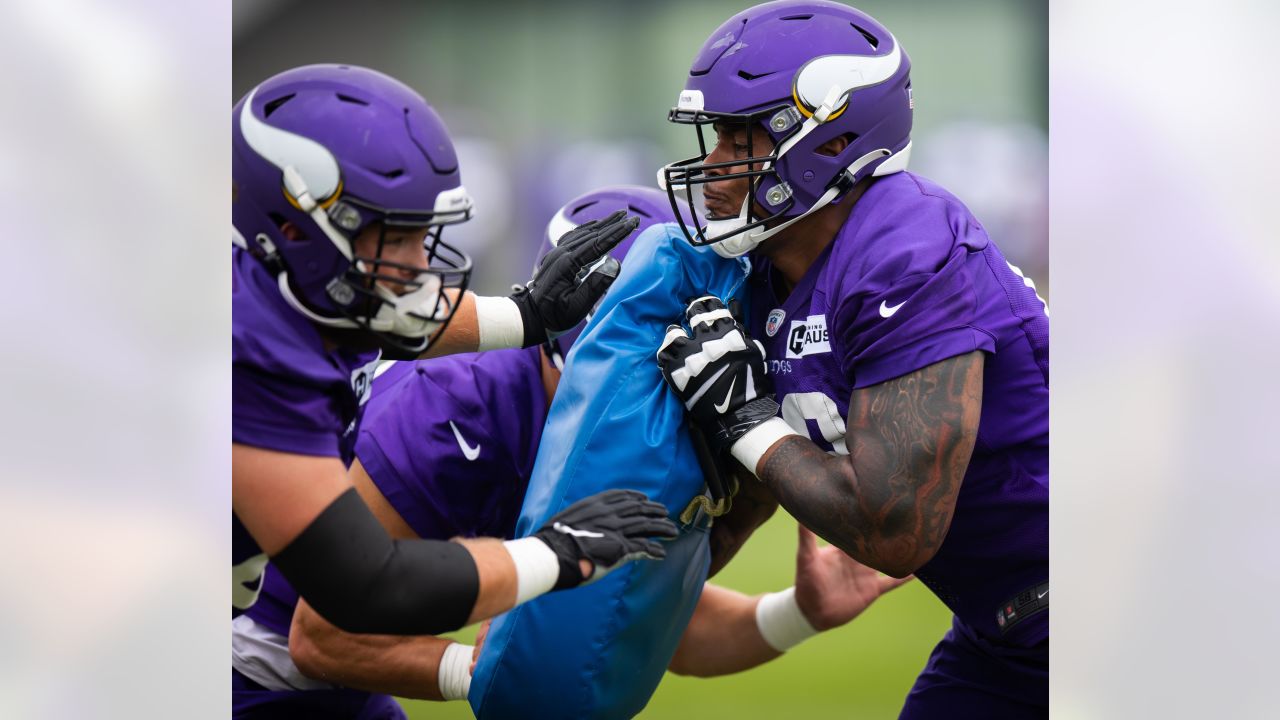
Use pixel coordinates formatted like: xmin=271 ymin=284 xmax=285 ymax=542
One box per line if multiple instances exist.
xmin=231 ymin=245 xmax=381 ymax=614
xmin=245 ymin=345 xmax=548 ymax=636
xmin=747 ymin=171 xmax=1049 ymax=646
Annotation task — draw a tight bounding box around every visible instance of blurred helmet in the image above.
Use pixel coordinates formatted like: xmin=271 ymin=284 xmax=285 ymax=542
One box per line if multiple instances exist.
xmin=232 ymin=64 xmax=474 ymax=358
xmin=537 ymin=185 xmax=681 ymax=365
xmin=659 ymin=1 xmax=912 ymax=257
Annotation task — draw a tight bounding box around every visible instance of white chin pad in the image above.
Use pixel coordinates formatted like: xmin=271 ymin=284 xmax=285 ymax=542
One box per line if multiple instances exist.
xmin=707 ymin=193 xmax=760 ymax=258
xmin=371 ymin=273 xmax=445 ymax=338
xmin=709 ymin=217 xmax=765 ymax=258
xmin=380 ymin=272 xmax=442 ymax=315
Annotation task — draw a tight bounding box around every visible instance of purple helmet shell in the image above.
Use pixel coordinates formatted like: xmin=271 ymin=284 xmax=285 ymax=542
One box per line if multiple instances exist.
xmin=542 ymin=185 xmax=686 ymax=262
xmin=232 ymin=64 xmax=474 ymax=358
xmin=660 ymin=1 xmax=913 ymax=256
xmin=537 ymin=185 xmax=683 ymax=360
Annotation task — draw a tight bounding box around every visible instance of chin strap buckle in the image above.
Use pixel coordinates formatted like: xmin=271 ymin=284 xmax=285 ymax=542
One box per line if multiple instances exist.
xmin=252 ymin=233 xmax=284 ymax=274
xmin=812 ymin=85 xmax=844 ymax=123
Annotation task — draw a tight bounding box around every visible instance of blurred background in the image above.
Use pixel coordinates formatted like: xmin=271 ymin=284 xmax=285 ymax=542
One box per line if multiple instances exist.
xmin=233 ymin=1 xmax=1046 ymax=718
xmin=234 ymin=0 xmax=1048 ymax=300
xmin=6 ymin=0 xmax=1280 ymax=717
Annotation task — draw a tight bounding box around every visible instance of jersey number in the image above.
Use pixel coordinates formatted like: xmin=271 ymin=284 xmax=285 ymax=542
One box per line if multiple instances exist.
xmin=780 ymin=392 xmax=849 ymax=456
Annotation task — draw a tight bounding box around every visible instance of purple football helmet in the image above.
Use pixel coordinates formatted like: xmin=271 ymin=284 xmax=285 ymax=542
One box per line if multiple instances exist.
xmin=659 ymin=1 xmax=913 ymax=257
xmin=232 ymin=64 xmax=474 ymax=358
xmin=537 ymin=185 xmax=683 ymax=364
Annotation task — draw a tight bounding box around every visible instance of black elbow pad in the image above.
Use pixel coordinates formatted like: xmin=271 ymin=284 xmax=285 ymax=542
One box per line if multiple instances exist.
xmin=272 ymin=488 xmax=480 ymax=635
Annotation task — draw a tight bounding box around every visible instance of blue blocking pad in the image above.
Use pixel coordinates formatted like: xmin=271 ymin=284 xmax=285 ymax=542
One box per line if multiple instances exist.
xmin=470 ymin=226 xmax=750 ymax=719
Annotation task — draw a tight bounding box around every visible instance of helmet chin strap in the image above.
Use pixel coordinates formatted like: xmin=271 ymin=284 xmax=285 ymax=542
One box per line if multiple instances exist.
xmin=277 ymin=274 xmax=359 ymax=329
xmin=278 ymin=271 xmax=446 ymax=342
xmin=272 ymin=165 xmax=448 ymax=338
xmin=282 ymin=165 xmax=354 ymax=262
xmin=278 ymin=164 xmax=447 ymax=341
xmin=710 ymin=147 xmax=890 ymax=259
xmin=771 ymin=86 xmax=845 ymax=162
xmin=709 ymin=85 xmax=855 ymax=259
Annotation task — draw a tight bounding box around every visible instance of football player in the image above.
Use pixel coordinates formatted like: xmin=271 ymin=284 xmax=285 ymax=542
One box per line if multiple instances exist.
xmin=232 ymin=65 xmax=676 ymax=641
xmin=230 ymin=187 xmax=907 ymax=718
xmin=655 ymin=3 xmax=1049 ymax=717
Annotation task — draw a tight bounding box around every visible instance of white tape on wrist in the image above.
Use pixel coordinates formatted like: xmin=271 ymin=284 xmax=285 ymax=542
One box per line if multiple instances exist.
xmin=437 ymin=641 xmax=473 ymax=701
xmin=475 ymin=295 xmax=525 ymax=351
xmin=502 ymin=537 xmax=560 ymax=605
xmin=730 ymin=417 xmax=801 ymax=477
xmin=755 ymin=586 xmax=818 ymax=652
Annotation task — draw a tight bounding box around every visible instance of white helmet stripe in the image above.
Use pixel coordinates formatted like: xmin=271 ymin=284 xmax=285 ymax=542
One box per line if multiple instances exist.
xmin=239 ymin=87 xmax=341 ymax=202
xmin=545 ymin=207 xmax=580 ymax=247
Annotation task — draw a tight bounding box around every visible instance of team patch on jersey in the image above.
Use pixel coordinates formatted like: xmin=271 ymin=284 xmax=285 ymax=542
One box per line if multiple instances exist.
xmin=765 ymin=308 xmax=786 ymax=337
xmin=350 ymin=354 xmax=381 ymax=407
xmin=785 ymin=314 xmax=831 ymax=359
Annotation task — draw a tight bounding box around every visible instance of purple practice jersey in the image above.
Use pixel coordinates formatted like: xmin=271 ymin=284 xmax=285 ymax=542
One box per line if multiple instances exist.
xmin=231 ymin=244 xmax=381 ymax=614
xmin=244 ymin=345 xmax=548 ymax=636
xmin=748 ymin=171 xmax=1049 ymax=646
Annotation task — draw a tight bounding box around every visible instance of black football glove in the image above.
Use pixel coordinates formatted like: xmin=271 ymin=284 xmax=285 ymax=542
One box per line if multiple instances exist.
xmin=657 ymin=296 xmax=781 ymax=457
xmin=510 ymin=210 xmax=639 ymax=348
xmin=533 ymin=488 xmax=678 ymax=590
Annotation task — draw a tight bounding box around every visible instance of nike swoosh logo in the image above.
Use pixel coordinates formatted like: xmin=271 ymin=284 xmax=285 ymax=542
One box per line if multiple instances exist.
xmin=1037 ymin=589 xmax=1049 ymax=599
xmin=553 ymin=522 xmax=604 ymax=539
xmin=713 ymin=378 xmax=736 ymax=414
xmin=449 ymin=421 xmax=480 ymax=461
xmin=879 ymin=300 xmax=906 ymax=318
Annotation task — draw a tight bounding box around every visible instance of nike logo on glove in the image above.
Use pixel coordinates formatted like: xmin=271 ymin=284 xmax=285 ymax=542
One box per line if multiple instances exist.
xmin=1037 ymin=588 xmax=1049 ymax=600
xmin=449 ymin=421 xmax=481 ymax=461
xmin=879 ymin=300 xmax=906 ymax=318
xmin=713 ymin=378 xmax=737 ymax=414
xmin=553 ymin=522 xmax=605 ymax=538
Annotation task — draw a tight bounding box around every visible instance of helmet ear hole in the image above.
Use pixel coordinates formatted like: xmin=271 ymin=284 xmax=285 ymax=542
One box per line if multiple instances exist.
xmin=816 ymin=133 xmax=858 ymax=157
xmin=269 ymin=214 xmax=307 ymax=242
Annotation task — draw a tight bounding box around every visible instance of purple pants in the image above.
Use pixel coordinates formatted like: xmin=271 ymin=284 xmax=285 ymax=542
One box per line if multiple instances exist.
xmin=232 ymin=669 xmax=406 ymax=720
xmin=900 ymin=616 xmax=1048 ymax=719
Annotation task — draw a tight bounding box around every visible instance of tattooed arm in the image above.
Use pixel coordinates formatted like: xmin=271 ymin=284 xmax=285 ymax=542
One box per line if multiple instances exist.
xmin=755 ymin=351 xmax=984 ymax=577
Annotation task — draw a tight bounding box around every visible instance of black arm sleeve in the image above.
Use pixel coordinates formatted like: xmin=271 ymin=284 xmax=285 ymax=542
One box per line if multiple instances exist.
xmin=270 ymin=488 xmax=481 ymax=635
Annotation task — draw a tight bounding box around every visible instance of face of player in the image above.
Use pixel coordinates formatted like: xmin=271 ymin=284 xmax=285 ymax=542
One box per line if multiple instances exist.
xmin=352 ymin=224 xmax=433 ymax=297
xmin=703 ymin=122 xmax=775 ymax=220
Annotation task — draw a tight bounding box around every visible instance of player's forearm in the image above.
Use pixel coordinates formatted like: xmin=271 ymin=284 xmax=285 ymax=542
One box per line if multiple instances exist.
xmin=420 ymin=289 xmax=559 ymax=358
xmin=755 ymin=355 xmax=982 ymax=577
xmin=757 ymin=437 xmax=919 ymax=577
xmin=290 ymin=599 xmax=457 ymax=700
xmin=455 ymin=537 xmax=520 ymax=623
xmin=418 ymin=290 xmax=480 ymax=358
xmin=418 ymin=288 xmax=549 ymax=358
xmin=668 ymin=585 xmax=782 ymax=677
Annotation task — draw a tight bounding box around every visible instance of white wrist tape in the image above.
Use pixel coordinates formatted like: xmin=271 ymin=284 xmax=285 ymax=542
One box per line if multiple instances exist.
xmin=475 ymin=295 xmax=525 ymax=351
xmin=437 ymin=641 xmax=473 ymax=701
xmin=755 ymin=586 xmax=818 ymax=652
xmin=502 ymin=537 xmax=560 ymax=605
xmin=730 ymin=417 xmax=801 ymax=477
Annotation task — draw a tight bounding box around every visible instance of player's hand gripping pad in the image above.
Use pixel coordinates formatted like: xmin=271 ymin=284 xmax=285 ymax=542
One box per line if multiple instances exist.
xmin=470 ymin=225 xmax=750 ymax=719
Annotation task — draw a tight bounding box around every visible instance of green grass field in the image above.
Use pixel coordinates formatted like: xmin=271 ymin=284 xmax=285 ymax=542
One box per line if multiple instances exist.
xmin=401 ymin=510 xmax=953 ymax=719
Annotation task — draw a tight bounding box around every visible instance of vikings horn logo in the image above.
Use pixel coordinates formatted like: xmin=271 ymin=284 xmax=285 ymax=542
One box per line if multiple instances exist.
xmin=791 ymin=34 xmax=903 ymax=120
